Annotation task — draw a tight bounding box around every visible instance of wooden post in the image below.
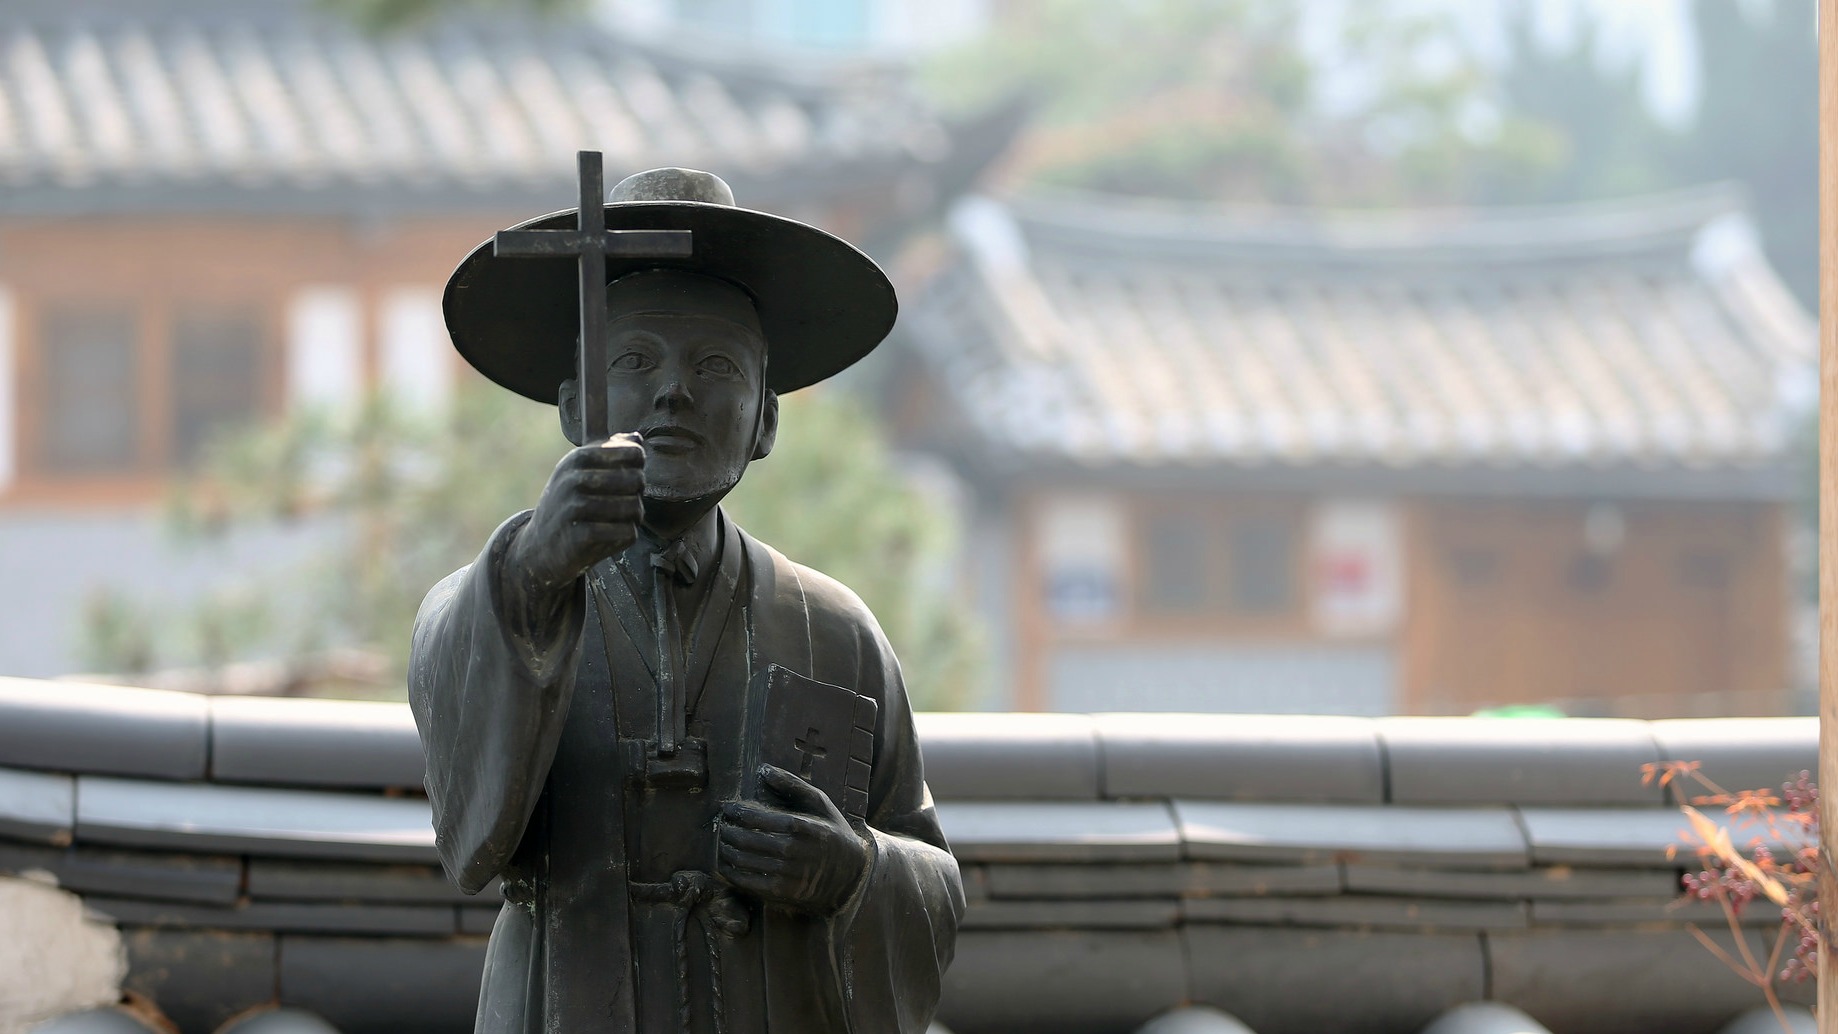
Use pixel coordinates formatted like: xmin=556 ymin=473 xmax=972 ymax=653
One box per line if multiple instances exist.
xmin=1819 ymin=0 xmax=1837 ymax=1026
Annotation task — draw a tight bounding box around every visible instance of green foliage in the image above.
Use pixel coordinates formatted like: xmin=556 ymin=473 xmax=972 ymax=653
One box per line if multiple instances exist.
xmin=921 ymin=0 xmax=1515 ymax=206
xmin=724 ymin=392 xmax=983 ymax=710
xmin=1675 ymin=0 xmax=1817 ymax=307
xmin=316 ymin=0 xmax=585 ymax=32
xmin=88 ymin=386 xmax=983 ymax=709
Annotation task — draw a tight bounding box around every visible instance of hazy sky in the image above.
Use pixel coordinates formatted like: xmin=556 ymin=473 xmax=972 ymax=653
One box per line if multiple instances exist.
xmin=1299 ymin=0 xmax=1700 ymax=126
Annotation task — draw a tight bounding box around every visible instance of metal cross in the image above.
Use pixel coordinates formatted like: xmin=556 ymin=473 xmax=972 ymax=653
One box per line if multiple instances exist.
xmin=492 ymin=150 xmax=693 ymax=441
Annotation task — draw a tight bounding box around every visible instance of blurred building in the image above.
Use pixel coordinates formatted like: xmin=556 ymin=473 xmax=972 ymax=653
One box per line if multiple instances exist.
xmin=0 ymin=0 xmax=1011 ymax=676
xmin=895 ymin=186 xmax=1816 ymax=717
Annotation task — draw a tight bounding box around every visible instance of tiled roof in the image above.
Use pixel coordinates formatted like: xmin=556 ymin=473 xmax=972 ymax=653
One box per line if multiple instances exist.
xmin=0 ymin=0 xmax=953 ymax=209
xmin=903 ymin=185 xmax=1817 ymax=484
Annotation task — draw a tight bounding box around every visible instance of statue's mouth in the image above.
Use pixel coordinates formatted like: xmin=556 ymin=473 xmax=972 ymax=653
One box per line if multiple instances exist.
xmin=641 ymin=425 xmax=706 ymax=453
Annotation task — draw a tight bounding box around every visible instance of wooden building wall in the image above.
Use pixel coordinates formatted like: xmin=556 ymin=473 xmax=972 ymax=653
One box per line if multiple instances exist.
xmin=1009 ymin=488 xmax=1794 ymax=717
xmin=1401 ymin=498 xmax=1790 ymax=717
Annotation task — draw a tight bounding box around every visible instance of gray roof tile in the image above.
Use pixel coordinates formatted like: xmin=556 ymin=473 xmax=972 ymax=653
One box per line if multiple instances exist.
xmin=935 ymin=801 xmax=1181 ymax=862
xmin=939 ymin=930 xmax=1186 ymax=1034
xmin=1175 ymin=801 xmax=1529 ymax=868
xmin=1515 ymin=805 xmax=1807 ymax=867
xmin=1378 ymin=717 xmax=1663 ymax=806
xmin=1184 ymin=927 xmax=1485 ymax=1034
xmin=914 ymin=712 xmax=1100 ymax=800
xmin=0 ymin=6 xmax=952 ymax=210
xmin=982 ymin=860 xmax=1342 ymax=899
xmin=277 ymin=935 xmax=487 ymax=1034
xmin=1528 ymin=898 xmax=1773 ymax=927
xmin=209 ymin=695 xmax=425 ymax=790
xmin=247 ymin=858 xmax=499 ymax=905
xmin=75 ymin=775 xmax=436 ymax=862
xmin=1342 ymin=864 xmax=1678 ymax=901
xmin=1182 ymin=895 xmax=1528 ymax=931
xmin=1648 ymin=717 xmax=1818 ymax=802
xmin=0 ymin=677 xmax=206 ymax=781
xmin=908 ymin=188 xmax=1815 ymax=479
xmin=86 ymin=896 xmax=457 ymax=936
xmin=1097 ymin=713 xmax=1383 ymax=803
xmin=960 ymin=898 xmax=1179 ymax=930
xmin=1488 ymin=929 xmax=1813 ymax=1034
xmin=0 ymin=764 xmax=74 ymax=843
xmin=121 ymin=928 xmax=278 ymax=1034
xmin=58 ymin=846 xmax=242 ymax=906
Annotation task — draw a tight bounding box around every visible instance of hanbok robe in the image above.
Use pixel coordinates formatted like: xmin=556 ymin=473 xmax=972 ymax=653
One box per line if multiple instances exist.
xmin=408 ymin=508 xmax=963 ymax=1034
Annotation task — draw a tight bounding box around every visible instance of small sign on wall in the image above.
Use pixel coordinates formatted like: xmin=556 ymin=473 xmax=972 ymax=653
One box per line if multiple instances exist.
xmin=1309 ymin=500 xmax=1403 ymax=637
xmin=1037 ymin=494 xmax=1126 ymax=625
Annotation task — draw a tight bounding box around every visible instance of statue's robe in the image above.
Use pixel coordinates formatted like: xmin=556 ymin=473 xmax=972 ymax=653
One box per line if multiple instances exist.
xmin=409 ymin=509 xmax=963 ymax=1034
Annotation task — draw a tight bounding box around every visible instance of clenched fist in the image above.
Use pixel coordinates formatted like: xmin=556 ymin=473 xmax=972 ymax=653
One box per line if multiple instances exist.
xmin=505 ymin=433 xmax=647 ymax=599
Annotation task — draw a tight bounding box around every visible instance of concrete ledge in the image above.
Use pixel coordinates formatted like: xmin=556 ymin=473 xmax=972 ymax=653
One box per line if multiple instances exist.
xmin=210 ymin=696 xmax=425 ymax=790
xmin=0 ymin=679 xmax=206 ymax=782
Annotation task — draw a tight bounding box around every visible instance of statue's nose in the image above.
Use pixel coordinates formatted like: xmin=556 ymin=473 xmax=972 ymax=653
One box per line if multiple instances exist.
xmin=656 ymin=378 xmax=692 ymax=410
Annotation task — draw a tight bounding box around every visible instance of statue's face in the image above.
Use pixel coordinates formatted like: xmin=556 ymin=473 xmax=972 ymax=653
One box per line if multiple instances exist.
xmin=599 ymin=311 xmax=774 ymax=503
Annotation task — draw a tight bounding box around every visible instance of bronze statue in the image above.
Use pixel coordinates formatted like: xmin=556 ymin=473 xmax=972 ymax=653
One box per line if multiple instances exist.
xmin=410 ymin=156 xmax=963 ymax=1033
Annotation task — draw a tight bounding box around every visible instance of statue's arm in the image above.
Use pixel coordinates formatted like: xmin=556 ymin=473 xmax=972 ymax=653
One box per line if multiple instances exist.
xmin=834 ymin=618 xmax=965 ymax=1034
xmin=408 ymin=510 xmax=586 ymax=894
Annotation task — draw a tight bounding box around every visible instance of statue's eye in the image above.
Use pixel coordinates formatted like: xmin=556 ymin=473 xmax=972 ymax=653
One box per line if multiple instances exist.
xmin=700 ymin=355 xmax=738 ymax=377
xmin=610 ymin=352 xmax=652 ymax=372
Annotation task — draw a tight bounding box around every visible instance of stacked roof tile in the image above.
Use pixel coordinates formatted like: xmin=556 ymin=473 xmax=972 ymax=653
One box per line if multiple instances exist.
xmin=0 ymin=0 xmax=952 ymax=209
xmin=904 ymin=187 xmax=1816 ymax=482
xmin=0 ymin=678 xmax=1819 ymax=1034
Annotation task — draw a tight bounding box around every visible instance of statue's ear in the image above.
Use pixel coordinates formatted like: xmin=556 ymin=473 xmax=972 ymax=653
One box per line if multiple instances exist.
xmin=752 ymin=390 xmax=780 ymax=461
xmin=557 ymin=378 xmax=584 ymax=445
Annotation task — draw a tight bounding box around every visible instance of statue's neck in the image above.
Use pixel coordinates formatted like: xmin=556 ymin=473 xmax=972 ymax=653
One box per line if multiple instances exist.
xmin=640 ymin=495 xmax=723 ymax=554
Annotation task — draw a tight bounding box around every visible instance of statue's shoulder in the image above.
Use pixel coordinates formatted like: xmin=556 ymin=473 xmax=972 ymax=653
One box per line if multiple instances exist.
xmin=737 ymin=526 xmax=885 ymax=644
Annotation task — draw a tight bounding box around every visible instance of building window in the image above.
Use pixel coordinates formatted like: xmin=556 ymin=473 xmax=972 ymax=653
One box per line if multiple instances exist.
xmin=38 ymin=305 xmax=139 ymax=473
xmin=171 ymin=308 xmax=264 ymax=465
xmin=1228 ymin=516 xmax=1294 ymax=612
xmin=1137 ymin=504 xmax=1300 ymax=619
xmin=1143 ymin=512 xmax=1210 ymax=612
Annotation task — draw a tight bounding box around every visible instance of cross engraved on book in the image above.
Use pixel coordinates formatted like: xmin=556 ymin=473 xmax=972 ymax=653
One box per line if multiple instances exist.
xmin=795 ymin=727 xmax=828 ymax=780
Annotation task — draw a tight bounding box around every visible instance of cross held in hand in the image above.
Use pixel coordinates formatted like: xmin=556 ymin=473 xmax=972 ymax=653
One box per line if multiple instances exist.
xmin=794 ymin=727 xmax=828 ymax=780
xmin=492 ymin=150 xmax=693 ymax=441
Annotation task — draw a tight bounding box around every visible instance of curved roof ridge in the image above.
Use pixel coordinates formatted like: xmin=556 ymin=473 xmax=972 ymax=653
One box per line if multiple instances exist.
xmin=1003 ymin=182 xmax=1751 ymax=264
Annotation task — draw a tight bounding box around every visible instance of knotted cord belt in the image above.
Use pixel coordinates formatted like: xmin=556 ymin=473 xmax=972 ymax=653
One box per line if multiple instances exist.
xmin=630 ymin=870 xmax=751 ymax=1034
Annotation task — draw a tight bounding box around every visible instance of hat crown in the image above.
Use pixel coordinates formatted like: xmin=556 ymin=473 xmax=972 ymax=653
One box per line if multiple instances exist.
xmin=608 ymin=167 xmax=735 ymax=206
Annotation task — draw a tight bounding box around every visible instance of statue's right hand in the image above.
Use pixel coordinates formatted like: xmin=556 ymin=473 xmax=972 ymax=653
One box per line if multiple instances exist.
xmin=505 ymin=433 xmax=646 ymax=594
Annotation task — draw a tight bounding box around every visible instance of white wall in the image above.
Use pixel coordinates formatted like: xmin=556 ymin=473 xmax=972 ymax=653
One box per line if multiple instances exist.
xmin=0 ymin=287 xmax=14 ymax=491
xmin=379 ymin=287 xmax=451 ymax=413
xmin=285 ymin=285 xmax=363 ymax=413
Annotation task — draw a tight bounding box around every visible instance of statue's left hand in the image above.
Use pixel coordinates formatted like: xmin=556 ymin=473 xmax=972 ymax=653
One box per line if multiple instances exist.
xmin=717 ymin=765 xmax=869 ymax=916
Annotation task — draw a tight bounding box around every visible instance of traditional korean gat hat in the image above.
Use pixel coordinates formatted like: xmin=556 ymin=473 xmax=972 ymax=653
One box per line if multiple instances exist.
xmin=443 ymin=167 xmax=898 ymax=401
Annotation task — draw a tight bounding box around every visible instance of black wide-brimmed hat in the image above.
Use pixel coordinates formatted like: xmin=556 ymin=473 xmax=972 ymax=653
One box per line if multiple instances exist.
xmin=443 ymin=167 xmax=898 ymax=401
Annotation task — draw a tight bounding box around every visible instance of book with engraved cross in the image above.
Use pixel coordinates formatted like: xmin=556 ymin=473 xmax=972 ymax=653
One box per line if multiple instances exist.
xmin=746 ymin=663 xmax=877 ymax=820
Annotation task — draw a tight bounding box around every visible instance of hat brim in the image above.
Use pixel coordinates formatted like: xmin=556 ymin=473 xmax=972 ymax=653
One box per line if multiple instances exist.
xmin=443 ymin=201 xmax=897 ymax=402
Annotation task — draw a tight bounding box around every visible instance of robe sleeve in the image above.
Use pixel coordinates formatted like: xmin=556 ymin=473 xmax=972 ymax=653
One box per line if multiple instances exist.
xmin=408 ymin=510 xmax=586 ymax=895
xmin=827 ymin=609 xmax=965 ymax=1034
